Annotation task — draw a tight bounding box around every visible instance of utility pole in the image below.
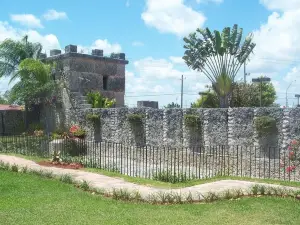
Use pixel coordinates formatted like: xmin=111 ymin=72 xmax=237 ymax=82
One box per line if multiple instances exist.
xmin=252 ymin=77 xmax=271 ymax=107
xmin=244 ymin=63 xmax=250 ymax=83
xmin=180 ymin=75 xmax=185 ymax=108
xmin=286 ymin=80 xmax=296 ymax=108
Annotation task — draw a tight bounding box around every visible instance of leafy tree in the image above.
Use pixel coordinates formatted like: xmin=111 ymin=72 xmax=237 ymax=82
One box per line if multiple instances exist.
xmin=0 ymin=95 xmax=8 ymax=104
xmin=191 ymin=91 xmax=219 ymax=108
xmin=192 ymin=82 xmax=276 ymax=108
xmin=231 ymin=82 xmax=276 ymax=107
xmin=183 ymin=24 xmax=256 ymax=107
xmin=164 ymin=102 xmax=180 ymax=108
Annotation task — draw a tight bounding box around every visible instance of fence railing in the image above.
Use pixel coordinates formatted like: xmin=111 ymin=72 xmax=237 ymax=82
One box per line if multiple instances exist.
xmin=0 ymin=135 xmax=299 ymax=182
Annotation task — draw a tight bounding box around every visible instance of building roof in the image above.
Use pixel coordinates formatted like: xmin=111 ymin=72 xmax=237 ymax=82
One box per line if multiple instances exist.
xmin=0 ymin=104 xmax=22 ymax=111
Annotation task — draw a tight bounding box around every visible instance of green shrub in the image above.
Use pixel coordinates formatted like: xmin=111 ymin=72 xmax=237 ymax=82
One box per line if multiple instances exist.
xmin=86 ymin=91 xmax=116 ymax=108
xmin=251 ymin=185 xmax=260 ymax=195
xmin=184 ymin=114 xmax=201 ymax=128
xmin=152 ymin=170 xmax=193 ymax=184
xmin=59 ymin=174 xmax=74 ymax=184
xmin=80 ymin=180 xmax=91 ymax=191
xmin=86 ymin=113 xmax=100 ymax=123
xmin=127 ymin=114 xmax=145 ymax=124
xmin=61 ymin=156 xmax=83 ymax=165
xmin=0 ymin=161 xmax=10 ymax=170
xmin=112 ymin=189 xmax=132 ymax=201
xmin=203 ymin=191 xmax=219 ymax=203
xmin=254 ymin=116 xmax=277 ymax=136
xmin=40 ymin=171 xmax=54 ymax=178
xmin=51 ymin=133 xmax=62 ymax=140
xmin=11 ymin=164 xmax=19 ymax=172
xmin=53 ymin=128 xmax=66 ymax=135
xmin=73 ymin=129 xmax=86 ymax=138
xmin=222 ymin=189 xmax=234 ymax=200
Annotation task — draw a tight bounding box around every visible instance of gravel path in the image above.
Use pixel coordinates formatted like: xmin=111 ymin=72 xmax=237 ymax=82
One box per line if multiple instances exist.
xmin=1 ymin=154 xmax=298 ymax=201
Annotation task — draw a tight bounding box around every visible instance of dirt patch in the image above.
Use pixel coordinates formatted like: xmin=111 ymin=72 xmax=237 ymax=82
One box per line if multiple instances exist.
xmin=38 ymin=161 xmax=84 ymax=169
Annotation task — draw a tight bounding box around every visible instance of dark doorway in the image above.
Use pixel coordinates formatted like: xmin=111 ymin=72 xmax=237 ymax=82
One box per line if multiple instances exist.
xmin=103 ymin=76 xmax=108 ymax=90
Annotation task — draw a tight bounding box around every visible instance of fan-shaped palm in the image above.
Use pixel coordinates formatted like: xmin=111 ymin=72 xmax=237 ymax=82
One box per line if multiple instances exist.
xmin=183 ymin=24 xmax=256 ymax=107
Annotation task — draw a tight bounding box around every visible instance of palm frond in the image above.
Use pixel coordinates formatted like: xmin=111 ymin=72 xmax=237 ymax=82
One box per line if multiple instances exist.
xmin=232 ymin=28 xmax=243 ymax=55
xmin=221 ymin=27 xmax=230 ymax=52
xmin=230 ymin=24 xmax=238 ymax=54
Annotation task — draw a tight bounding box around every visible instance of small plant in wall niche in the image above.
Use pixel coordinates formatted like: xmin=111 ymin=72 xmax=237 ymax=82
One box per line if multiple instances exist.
xmin=127 ymin=114 xmax=145 ymax=124
xmin=184 ymin=114 xmax=201 ymax=128
xmin=254 ymin=116 xmax=277 ymax=136
xmin=86 ymin=113 xmax=100 ymax=123
xmin=86 ymin=91 xmax=116 ymax=108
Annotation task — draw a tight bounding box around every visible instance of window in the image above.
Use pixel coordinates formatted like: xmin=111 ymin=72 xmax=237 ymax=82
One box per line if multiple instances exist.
xmin=103 ymin=76 xmax=108 ymax=90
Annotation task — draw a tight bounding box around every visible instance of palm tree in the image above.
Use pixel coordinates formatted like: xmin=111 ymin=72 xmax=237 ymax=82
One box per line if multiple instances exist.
xmin=0 ymin=36 xmax=44 ymax=129
xmin=0 ymin=35 xmax=42 ymax=79
xmin=183 ymin=24 xmax=256 ymax=107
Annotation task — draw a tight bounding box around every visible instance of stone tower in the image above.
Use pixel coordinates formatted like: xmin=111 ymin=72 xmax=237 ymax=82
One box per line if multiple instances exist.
xmin=46 ymin=44 xmax=129 ymax=106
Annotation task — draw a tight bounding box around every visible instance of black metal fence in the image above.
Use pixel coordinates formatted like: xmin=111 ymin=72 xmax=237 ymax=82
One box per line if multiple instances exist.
xmin=0 ymin=135 xmax=299 ymax=182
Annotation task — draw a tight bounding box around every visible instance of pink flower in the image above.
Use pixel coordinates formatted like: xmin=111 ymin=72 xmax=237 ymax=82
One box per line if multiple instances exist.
xmin=286 ymin=166 xmax=296 ymax=173
xmin=291 ymin=140 xmax=298 ymax=145
xmin=288 ymin=146 xmax=292 ymax=150
xmin=69 ymin=125 xmax=79 ymax=133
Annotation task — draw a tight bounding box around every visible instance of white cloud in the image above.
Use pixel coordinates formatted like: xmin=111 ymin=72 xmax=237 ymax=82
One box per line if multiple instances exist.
xmin=125 ymin=57 xmax=209 ymax=107
xmin=169 ymin=56 xmax=185 ymax=65
xmin=133 ymin=57 xmax=207 ymax=80
xmin=283 ymin=66 xmax=300 ymax=83
xmin=0 ymin=21 xmax=60 ymax=53
xmin=0 ymin=22 xmax=19 ymax=41
xmin=260 ymin=0 xmax=300 ymax=11
xmin=141 ymin=0 xmax=206 ymax=37
xmin=78 ymin=39 xmax=122 ymax=55
xmin=10 ymin=14 xmax=43 ymax=28
xmin=196 ymin=0 xmax=223 ymax=4
xmin=247 ymin=9 xmax=300 ymax=74
xmin=242 ymin=3 xmax=300 ymax=106
xmin=132 ymin=41 xmax=144 ymax=47
xmin=26 ymin=30 xmax=60 ymax=53
xmin=43 ymin=9 xmax=68 ymax=21
xmin=92 ymin=39 xmax=122 ymax=53
xmin=134 ymin=57 xmax=181 ymax=79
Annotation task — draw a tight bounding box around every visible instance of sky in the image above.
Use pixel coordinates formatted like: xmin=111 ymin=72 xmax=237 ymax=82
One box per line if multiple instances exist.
xmin=0 ymin=0 xmax=300 ymax=108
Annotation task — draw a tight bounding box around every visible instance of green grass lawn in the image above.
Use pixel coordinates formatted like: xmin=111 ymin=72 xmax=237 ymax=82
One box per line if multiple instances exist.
xmin=1 ymin=171 xmax=300 ymax=225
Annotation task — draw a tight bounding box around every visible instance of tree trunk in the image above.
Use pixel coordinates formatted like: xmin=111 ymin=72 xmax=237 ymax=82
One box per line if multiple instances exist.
xmin=219 ymin=95 xmax=229 ymax=108
xmin=25 ymin=102 xmax=29 ymax=130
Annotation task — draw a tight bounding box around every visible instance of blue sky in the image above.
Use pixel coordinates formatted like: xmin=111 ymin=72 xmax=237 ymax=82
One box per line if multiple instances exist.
xmin=0 ymin=0 xmax=300 ymax=107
